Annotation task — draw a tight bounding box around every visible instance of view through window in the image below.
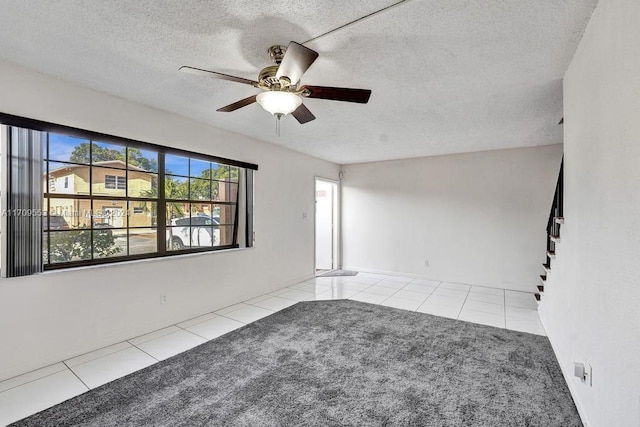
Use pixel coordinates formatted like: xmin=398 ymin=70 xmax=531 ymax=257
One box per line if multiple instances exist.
xmin=164 ymin=153 xmax=239 ymax=251
xmin=41 ymin=132 xmax=244 ymax=268
xmin=44 ymin=133 xmax=160 ymax=265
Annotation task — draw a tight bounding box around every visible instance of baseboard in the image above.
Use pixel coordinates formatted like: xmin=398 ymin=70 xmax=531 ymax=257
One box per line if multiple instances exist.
xmin=538 ymin=310 xmax=591 ymax=427
xmin=342 ymin=265 xmax=435 ymax=280
xmin=342 ymin=266 xmax=535 ymax=293
xmin=235 ymin=272 xmax=315 ymax=304
xmin=276 ymin=273 xmax=316 ymax=289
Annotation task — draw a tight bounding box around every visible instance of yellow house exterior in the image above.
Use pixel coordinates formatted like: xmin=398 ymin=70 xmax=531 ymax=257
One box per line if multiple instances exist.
xmin=46 ymin=160 xmax=156 ymax=228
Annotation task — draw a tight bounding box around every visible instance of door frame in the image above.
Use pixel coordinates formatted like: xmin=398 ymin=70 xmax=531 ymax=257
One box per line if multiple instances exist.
xmin=314 ymin=176 xmax=341 ymax=275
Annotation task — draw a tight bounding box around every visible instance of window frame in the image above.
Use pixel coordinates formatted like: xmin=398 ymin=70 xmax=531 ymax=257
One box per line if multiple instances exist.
xmin=0 ymin=112 xmax=258 ymax=272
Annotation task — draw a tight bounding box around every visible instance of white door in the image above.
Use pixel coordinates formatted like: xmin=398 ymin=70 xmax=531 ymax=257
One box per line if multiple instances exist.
xmin=100 ymin=206 xmax=124 ymax=228
xmin=315 ymin=179 xmax=338 ymax=271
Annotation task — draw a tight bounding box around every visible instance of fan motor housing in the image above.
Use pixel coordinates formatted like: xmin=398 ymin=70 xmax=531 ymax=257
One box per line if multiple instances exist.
xmin=258 ymin=65 xmax=281 ymax=87
xmin=258 ymin=66 xmax=293 ymax=90
xmin=257 ymin=45 xmax=295 ymax=89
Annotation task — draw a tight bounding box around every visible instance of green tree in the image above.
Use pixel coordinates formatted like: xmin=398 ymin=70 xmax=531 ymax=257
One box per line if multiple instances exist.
xmin=70 ymin=143 xmax=123 ymax=164
xmin=70 ymin=143 xmax=157 ymax=171
xmin=139 ymin=176 xmax=186 ymax=221
xmin=188 ymin=178 xmax=210 ymax=200
xmin=211 ymin=165 xmax=239 ymax=182
xmin=128 ymin=148 xmax=158 ymax=172
xmin=47 ymin=227 xmax=122 ymax=263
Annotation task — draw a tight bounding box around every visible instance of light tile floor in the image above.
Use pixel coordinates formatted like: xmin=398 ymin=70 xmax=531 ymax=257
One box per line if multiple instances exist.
xmin=0 ymin=273 xmax=545 ymax=425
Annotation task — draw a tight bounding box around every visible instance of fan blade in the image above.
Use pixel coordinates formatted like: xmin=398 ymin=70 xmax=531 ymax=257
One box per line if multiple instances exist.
xmin=301 ymin=85 xmax=371 ymax=104
xmin=216 ymin=95 xmax=258 ymax=112
xmin=180 ymin=66 xmax=258 ymax=86
xmin=275 ymin=42 xmax=319 ymax=85
xmin=291 ymin=103 xmax=316 ymax=124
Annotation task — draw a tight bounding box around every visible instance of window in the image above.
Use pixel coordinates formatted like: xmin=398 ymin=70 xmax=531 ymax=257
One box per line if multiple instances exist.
xmin=43 ymin=134 xmax=159 ymax=265
xmin=0 ymin=113 xmax=257 ymax=275
xmin=165 ymin=154 xmax=239 ymax=251
xmin=104 ymin=175 xmax=126 ymax=190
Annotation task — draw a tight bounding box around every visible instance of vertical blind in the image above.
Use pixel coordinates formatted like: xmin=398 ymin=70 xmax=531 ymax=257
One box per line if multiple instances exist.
xmin=245 ymin=169 xmax=255 ymax=248
xmin=5 ymin=126 xmax=44 ymax=277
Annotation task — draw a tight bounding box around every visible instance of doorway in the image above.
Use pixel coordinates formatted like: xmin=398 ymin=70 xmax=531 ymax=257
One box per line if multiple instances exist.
xmin=315 ymin=178 xmax=339 ymax=275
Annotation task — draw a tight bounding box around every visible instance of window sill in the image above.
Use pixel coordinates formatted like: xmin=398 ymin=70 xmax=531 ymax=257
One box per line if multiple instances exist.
xmin=38 ymin=246 xmax=252 ymax=276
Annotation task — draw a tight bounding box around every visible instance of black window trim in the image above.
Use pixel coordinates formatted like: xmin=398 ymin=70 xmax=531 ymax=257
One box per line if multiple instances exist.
xmin=0 ymin=112 xmax=259 ymax=171
xmin=1 ymin=112 xmax=258 ymax=272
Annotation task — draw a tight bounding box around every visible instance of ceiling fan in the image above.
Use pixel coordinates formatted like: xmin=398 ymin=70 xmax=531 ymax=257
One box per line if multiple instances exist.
xmin=179 ymin=41 xmax=372 ymax=126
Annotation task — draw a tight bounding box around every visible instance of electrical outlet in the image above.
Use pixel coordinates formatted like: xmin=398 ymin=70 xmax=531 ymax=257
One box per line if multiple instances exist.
xmin=575 ymin=361 xmax=593 ymax=386
xmin=160 ymin=294 xmax=168 ymax=305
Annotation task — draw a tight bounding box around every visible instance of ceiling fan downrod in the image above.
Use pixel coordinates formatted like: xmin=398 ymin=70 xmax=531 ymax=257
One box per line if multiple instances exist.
xmin=275 ymin=113 xmax=285 ymax=136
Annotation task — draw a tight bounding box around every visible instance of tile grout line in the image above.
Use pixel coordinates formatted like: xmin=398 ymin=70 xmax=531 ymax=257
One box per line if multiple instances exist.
xmin=0 ymin=366 xmax=69 ymax=395
xmin=415 ymin=286 xmax=438 ymax=312
xmin=56 ymin=341 xmax=132 ymax=368
xmin=379 ymin=284 xmax=404 ymax=303
xmin=129 ymin=327 xmax=184 ymax=347
xmin=175 ymin=312 xmax=220 ymax=330
xmin=174 ymin=324 xmax=211 ymax=342
xmin=504 ymin=289 xmax=507 ymax=328
xmin=74 ymin=346 xmax=156 ymax=370
xmin=62 ymin=361 xmax=91 ymax=391
xmin=268 ymin=287 xmax=315 ymax=302
xmin=125 ymin=341 xmax=161 ymax=364
xmin=214 ymin=311 xmax=252 ymax=325
xmin=455 ymin=287 xmax=473 ymax=320
xmin=64 ymin=343 xmax=141 ymax=371
xmin=351 ymin=283 xmax=398 ymax=304
xmin=382 ymin=282 xmax=433 ymax=308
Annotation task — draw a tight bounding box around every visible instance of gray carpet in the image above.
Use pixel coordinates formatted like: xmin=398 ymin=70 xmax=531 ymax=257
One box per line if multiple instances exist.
xmin=318 ymin=269 xmax=359 ymax=277
xmin=12 ymin=300 xmax=581 ymax=426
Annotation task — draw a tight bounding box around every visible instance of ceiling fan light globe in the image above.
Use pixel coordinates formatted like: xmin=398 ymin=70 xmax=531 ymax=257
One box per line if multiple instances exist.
xmin=256 ymin=91 xmax=302 ymax=116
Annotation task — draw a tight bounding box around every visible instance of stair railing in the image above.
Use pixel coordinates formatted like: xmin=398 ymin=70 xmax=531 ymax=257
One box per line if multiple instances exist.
xmin=539 ymin=159 xmax=564 ymax=300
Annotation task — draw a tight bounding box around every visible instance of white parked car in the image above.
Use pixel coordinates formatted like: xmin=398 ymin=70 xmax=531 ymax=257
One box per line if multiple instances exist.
xmin=168 ymin=215 xmax=220 ymax=250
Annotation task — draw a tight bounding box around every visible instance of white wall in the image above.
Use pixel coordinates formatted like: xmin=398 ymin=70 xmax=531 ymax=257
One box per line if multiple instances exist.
xmin=0 ymin=60 xmax=339 ymax=380
xmin=342 ymin=145 xmax=563 ymax=291
xmin=539 ymin=0 xmax=640 ymax=425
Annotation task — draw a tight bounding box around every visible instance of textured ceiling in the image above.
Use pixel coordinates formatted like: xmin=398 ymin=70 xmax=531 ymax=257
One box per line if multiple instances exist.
xmin=0 ymin=0 xmax=598 ymax=164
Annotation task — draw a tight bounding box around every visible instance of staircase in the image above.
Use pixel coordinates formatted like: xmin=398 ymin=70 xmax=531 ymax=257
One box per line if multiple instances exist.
xmin=536 ymin=160 xmax=564 ymax=302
